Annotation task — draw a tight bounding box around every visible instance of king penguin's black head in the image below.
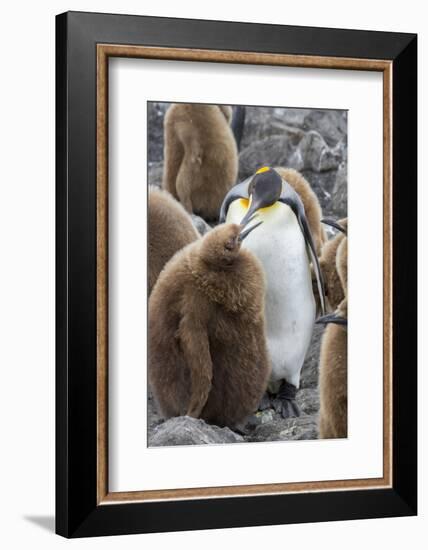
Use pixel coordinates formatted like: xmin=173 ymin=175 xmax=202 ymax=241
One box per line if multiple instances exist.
xmin=240 ymin=167 xmax=283 ymax=226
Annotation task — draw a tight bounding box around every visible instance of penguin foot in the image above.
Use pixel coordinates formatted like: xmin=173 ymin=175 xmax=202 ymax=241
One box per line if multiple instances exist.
xmin=279 ymin=399 xmax=301 ymax=418
xmin=276 ymin=380 xmax=301 ymax=419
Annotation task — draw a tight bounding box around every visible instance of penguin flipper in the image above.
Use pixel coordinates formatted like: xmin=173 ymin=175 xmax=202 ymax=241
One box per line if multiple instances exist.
xmin=321 ymin=218 xmax=347 ymax=235
xmin=280 ymin=185 xmax=326 ymax=316
xmin=219 ymin=177 xmax=251 ymax=222
xmin=300 ymin=215 xmax=327 ymax=316
xmin=316 ymin=312 xmax=348 ymax=326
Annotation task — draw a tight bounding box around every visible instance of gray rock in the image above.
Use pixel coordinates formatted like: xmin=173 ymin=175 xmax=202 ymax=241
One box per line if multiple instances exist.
xmin=148 ymin=161 xmax=164 ymax=188
xmin=147 ymin=102 xmax=167 ymax=162
xmin=279 ymin=108 xmax=312 ymax=129
xmin=238 ymin=132 xmax=304 ymax=180
xmin=191 ymin=214 xmax=212 ymax=236
xmin=249 ymin=415 xmax=319 ymax=442
xmin=303 ymin=109 xmax=348 ymax=147
xmin=297 ymin=388 xmax=320 ymax=416
xmin=330 ymin=160 xmax=348 ymax=219
xmin=280 ymin=415 xmax=319 ymax=440
xmin=300 ymin=323 xmax=323 ymax=389
xmin=297 ymin=131 xmax=343 ymax=172
xmin=301 ymin=170 xmax=338 ymax=217
xmin=147 ymin=391 xmax=163 ymax=433
xmin=149 ymin=416 xmax=244 ymax=447
xmin=239 ymin=129 xmax=342 ymax=181
xmin=240 ymin=107 xmax=308 ymax=150
xmin=256 ymin=409 xmax=276 ymax=425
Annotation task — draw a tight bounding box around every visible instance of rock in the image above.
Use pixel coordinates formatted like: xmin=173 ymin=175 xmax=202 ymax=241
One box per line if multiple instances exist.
xmin=330 ymin=160 xmax=348 ymax=218
xmin=300 ymin=324 xmax=323 ymax=389
xmin=279 ymin=108 xmax=312 ymax=129
xmin=301 ymin=170 xmax=338 ymax=217
xmin=148 ymin=161 xmax=163 ymax=187
xmin=280 ymin=415 xmax=319 ymax=440
xmin=238 ymin=132 xmax=304 ymax=180
xmin=297 ymin=131 xmax=343 ymax=172
xmin=239 ymin=129 xmax=342 ymax=180
xmin=191 ymin=214 xmax=212 ymax=236
xmin=147 ymin=391 xmax=163 ymax=433
xmin=303 ymin=110 xmax=348 ymax=147
xmin=147 ymin=102 xmax=167 ymax=162
xmin=249 ymin=415 xmax=319 ymax=442
xmin=149 ymin=416 xmax=244 ymax=447
xmin=297 ymin=388 xmax=320 ymax=416
xmin=258 ymin=409 xmax=275 ymax=424
xmin=245 ymin=409 xmax=276 ymax=431
xmin=240 ymin=107 xmax=308 ymax=150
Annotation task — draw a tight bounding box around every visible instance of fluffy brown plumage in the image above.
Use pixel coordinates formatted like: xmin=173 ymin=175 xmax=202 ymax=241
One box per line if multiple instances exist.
xmin=148 ymin=223 xmax=271 ymax=429
xmin=162 ymin=103 xmax=238 ymax=220
xmin=319 ymin=236 xmax=348 ymax=439
xmin=274 ymin=166 xmax=327 ymax=254
xmin=148 ymin=187 xmax=199 ymax=294
xmin=319 ymin=218 xmax=348 ymax=311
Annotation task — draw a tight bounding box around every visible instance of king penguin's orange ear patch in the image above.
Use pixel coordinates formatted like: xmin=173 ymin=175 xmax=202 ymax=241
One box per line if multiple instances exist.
xmin=239 ymin=198 xmax=250 ymax=209
xmin=256 ymin=166 xmax=271 ymax=174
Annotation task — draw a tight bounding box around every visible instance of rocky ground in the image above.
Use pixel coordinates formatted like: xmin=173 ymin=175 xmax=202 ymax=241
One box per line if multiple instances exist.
xmin=147 ymin=102 xmax=347 ymax=446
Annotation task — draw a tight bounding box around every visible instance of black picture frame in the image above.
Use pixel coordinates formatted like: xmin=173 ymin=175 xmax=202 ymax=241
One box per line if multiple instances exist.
xmin=56 ymin=10 xmax=417 ymax=538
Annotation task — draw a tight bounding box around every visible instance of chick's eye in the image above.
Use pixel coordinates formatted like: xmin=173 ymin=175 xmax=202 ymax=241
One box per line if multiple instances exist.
xmin=224 ymin=238 xmax=236 ymax=251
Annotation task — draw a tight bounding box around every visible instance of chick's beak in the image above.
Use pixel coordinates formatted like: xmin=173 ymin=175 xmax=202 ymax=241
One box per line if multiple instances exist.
xmin=238 ymin=213 xmax=263 ymax=242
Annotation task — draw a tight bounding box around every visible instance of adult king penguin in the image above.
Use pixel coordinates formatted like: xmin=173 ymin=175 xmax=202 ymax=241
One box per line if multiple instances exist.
xmin=220 ymin=166 xmax=326 ymax=417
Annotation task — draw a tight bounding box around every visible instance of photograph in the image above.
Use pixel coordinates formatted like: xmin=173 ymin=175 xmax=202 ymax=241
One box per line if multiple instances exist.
xmin=147 ymin=101 xmax=348 ymax=446
xmin=52 ymin=10 xmax=417 ymax=538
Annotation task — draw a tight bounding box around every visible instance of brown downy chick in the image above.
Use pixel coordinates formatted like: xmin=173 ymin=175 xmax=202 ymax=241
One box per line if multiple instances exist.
xmin=148 ymin=187 xmax=199 ymax=294
xmin=148 ymin=220 xmax=271 ymax=430
xmin=218 ymin=105 xmax=233 ymax=124
xmin=319 ymin=218 xmax=348 ymax=311
xmin=318 ymin=237 xmax=348 ymax=439
xmin=162 ymin=103 xmax=238 ymax=221
xmin=274 ymin=166 xmax=327 ymax=254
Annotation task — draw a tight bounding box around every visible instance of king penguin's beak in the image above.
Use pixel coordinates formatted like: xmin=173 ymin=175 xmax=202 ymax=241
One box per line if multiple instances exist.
xmin=238 ymin=213 xmax=263 ymax=242
xmin=240 ymin=194 xmax=265 ymax=228
xmin=316 ymin=313 xmax=348 ymax=326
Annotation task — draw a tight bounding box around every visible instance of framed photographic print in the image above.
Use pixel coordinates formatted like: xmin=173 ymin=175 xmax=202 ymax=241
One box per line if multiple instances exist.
xmin=56 ymin=11 xmax=417 ymax=538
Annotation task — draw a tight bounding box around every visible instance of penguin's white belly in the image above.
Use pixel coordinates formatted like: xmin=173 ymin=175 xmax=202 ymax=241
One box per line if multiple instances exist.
xmin=227 ymin=200 xmax=315 ymax=388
